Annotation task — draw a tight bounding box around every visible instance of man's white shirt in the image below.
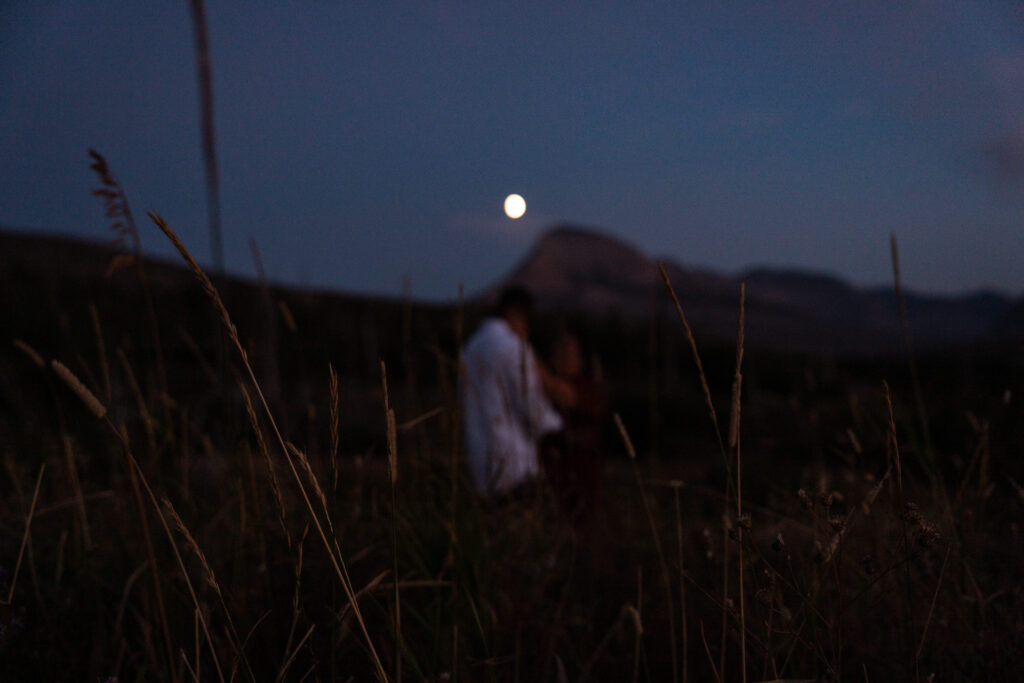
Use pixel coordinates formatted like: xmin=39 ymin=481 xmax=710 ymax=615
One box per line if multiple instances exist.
xmin=461 ymin=318 xmax=563 ymax=495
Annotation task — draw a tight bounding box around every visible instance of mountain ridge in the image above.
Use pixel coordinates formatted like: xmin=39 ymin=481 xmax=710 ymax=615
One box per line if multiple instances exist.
xmin=3 ymin=225 xmax=1022 ymax=355
xmin=496 ymin=224 xmax=1021 ymax=354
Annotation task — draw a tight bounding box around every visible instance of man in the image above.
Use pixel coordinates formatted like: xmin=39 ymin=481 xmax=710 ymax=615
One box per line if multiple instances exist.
xmin=461 ymin=286 xmax=564 ymax=496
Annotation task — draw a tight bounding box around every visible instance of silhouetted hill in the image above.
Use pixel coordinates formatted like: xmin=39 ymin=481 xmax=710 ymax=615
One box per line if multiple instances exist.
xmin=3 ymin=226 xmax=1020 ymax=358
xmin=496 ymin=225 xmax=1019 ymax=354
xmin=0 ymin=228 xmax=456 ymax=441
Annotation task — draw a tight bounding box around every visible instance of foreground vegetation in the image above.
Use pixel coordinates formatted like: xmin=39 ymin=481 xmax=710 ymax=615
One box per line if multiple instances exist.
xmin=2 ymin=176 xmax=1023 ymax=680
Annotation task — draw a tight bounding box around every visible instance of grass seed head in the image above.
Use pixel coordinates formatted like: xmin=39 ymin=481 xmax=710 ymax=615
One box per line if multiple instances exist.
xmin=51 ymin=360 xmax=106 ymax=419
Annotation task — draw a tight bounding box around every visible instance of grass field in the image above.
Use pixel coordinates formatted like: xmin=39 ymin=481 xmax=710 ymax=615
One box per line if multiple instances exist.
xmin=2 ymin=201 xmax=1023 ymax=681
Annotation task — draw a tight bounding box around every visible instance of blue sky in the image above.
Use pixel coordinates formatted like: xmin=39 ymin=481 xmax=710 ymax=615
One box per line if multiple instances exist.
xmin=2 ymin=1 xmax=1023 ymax=300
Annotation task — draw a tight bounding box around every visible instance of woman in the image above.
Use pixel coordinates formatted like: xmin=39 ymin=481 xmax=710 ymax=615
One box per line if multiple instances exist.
xmin=540 ymin=328 xmax=608 ymax=528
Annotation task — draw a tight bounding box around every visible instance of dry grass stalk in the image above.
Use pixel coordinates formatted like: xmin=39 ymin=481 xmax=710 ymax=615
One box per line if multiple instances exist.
xmin=632 ymin=569 xmax=644 ymax=683
xmin=613 ymin=413 xmax=638 ymax=461
xmin=657 ymin=262 xmax=725 ymax=455
xmin=279 ymin=300 xmax=297 ymax=333
xmin=278 ymin=526 xmax=308 ymax=683
xmin=730 ymin=283 xmax=747 ymax=683
xmin=673 ymin=482 xmax=689 ymax=683
xmin=13 ymin=338 xmax=44 ymax=368
xmin=89 ymin=302 xmax=111 ymax=402
xmin=114 ymin=563 xmax=147 ymax=644
xmin=117 ymin=348 xmax=158 ymax=455
xmin=398 ymin=406 xmax=445 ymax=431
xmin=54 ymin=529 xmax=68 ymax=587
xmin=729 ymin=284 xmax=745 ymax=451
xmin=287 ymin=442 xmax=334 ymax=536
xmin=61 ymin=435 xmax=93 ymax=551
xmin=329 ymin=363 xmax=340 ymax=491
xmin=150 ymin=213 xmax=236 ymax=343
xmin=186 ymin=0 xmax=224 ymax=272
xmin=195 ymin=606 xmax=202 ymax=683
xmin=51 ymin=359 xmax=106 ymax=419
xmin=88 ymin=149 xmax=138 ymax=248
xmin=882 ymin=381 xmax=916 ymax=678
xmin=861 ymin=467 xmax=892 ymax=516
xmin=278 ymin=624 xmax=315 ymax=682
xmin=616 ymin=412 xmax=678 ymax=682
xmin=916 ymin=544 xmax=952 ymax=662
xmin=241 ymin=383 xmax=290 ymax=545
xmin=163 ymin=496 xmax=254 ymax=682
xmin=90 ymin=149 xmax=169 ymax=413
xmin=111 ymin=424 xmax=225 ymax=683
xmin=3 ymin=464 xmax=45 ymax=606
xmin=114 ymin=424 xmax=182 ymax=683
xmin=181 ymin=646 xmax=200 ymax=683
xmin=955 ymin=417 xmax=990 ymax=511
xmin=381 ymin=361 xmax=398 ymax=484
xmin=240 ymin=439 xmax=261 ymax=530
xmin=451 ymin=284 xmax=465 ymax=545
xmin=883 ymin=381 xmax=902 ymax=496
xmin=890 ymin=233 xmax=932 ymax=467
xmin=151 ymin=212 xmax=388 ymax=681
xmin=386 ymin=407 xmax=398 ymax=484
xmin=162 ymin=498 xmax=221 ymax=594
xmin=578 ymin=604 xmax=639 ymax=683
xmin=699 ymin=620 xmax=723 ymax=683
xmin=381 ymin=360 xmax=403 ymax=682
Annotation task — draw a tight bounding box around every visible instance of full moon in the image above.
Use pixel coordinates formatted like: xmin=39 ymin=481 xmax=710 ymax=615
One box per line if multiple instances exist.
xmin=504 ymin=193 xmax=526 ymax=219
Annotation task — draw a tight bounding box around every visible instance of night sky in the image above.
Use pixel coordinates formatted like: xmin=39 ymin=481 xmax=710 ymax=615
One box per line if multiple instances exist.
xmin=3 ymin=1 xmax=1023 ymax=300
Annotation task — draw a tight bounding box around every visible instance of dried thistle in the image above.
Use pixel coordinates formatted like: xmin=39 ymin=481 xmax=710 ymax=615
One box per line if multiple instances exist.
xmin=902 ymin=502 xmax=924 ymax=527
xmin=916 ymin=524 xmax=941 ymax=549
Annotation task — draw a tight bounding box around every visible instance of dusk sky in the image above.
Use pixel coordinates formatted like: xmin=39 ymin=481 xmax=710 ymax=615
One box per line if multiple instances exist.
xmin=3 ymin=1 xmax=1024 ymax=300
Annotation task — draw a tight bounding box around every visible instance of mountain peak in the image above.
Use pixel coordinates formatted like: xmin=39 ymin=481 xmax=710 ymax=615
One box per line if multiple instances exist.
xmin=500 ymin=225 xmax=664 ymax=312
xmin=490 ymin=224 xmax=1017 ymax=353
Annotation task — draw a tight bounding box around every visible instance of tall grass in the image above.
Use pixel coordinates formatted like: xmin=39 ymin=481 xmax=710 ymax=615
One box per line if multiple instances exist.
xmin=2 ymin=173 xmax=1023 ymax=680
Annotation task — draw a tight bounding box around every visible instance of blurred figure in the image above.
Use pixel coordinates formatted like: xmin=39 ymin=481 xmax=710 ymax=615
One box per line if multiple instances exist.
xmin=541 ymin=328 xmax=608 ymax=528
xmin=461 ymin=286 xmax=563 ymax=497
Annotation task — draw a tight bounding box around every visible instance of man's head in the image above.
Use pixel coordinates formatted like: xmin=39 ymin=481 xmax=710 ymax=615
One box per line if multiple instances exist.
xmin=496 ymin=285 xmax=534 ymax=339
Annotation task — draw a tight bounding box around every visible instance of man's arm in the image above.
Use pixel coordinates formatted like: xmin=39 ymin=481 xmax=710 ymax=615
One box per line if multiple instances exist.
xmin=538 ymin=361 xmax=576 ymax=409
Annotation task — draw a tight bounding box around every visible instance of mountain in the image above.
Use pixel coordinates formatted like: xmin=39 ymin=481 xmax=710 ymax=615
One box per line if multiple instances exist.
xmin=498 ymin=225 xmax=1019 ymax=354
xmin=2 ymin=225 xmax=1019 ymax=356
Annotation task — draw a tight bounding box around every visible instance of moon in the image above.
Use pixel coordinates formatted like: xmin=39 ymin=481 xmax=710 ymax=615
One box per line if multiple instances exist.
xmin=503 ymin=193 xmax=526 ymax=219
